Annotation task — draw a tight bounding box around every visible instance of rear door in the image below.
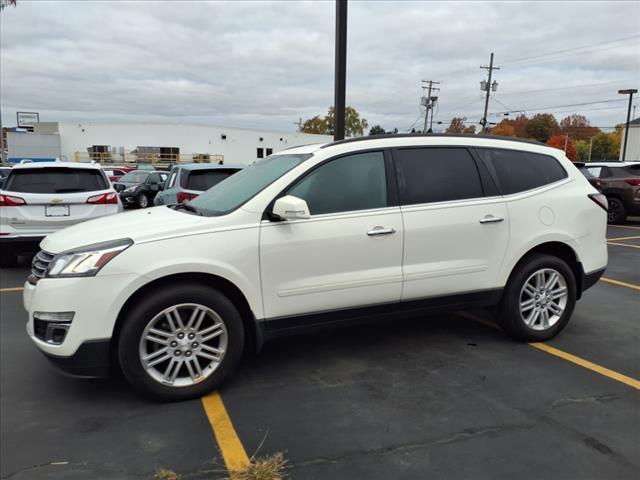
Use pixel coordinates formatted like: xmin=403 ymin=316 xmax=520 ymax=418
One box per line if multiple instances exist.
xmin=393 ymin=147 xmax=509 ymax=300
xmin=1 ymin=166 xmax=113 ymax=233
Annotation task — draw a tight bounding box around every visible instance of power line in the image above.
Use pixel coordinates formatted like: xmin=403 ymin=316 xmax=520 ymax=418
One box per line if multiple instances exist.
xmin=493 ymin=98 xmax=627 ymax=115
xmin=497 ymin=34 xmax=640 ymax=66
xmin=498 ymin=80 xmax=632 ymax=97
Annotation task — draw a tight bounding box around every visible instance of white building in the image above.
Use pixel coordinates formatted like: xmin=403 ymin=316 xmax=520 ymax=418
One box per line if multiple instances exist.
xmin=619 ymin=118 xmax=640 ymax=161
xmin=6 ymin=122 xmax=333 ymax=165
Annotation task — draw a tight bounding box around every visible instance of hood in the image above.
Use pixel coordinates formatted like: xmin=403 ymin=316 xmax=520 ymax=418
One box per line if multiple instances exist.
xmin=41 ymin=206 xmax=211 ymax=253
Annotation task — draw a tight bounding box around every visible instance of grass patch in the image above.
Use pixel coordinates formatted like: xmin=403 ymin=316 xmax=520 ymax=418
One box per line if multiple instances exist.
xmin=232 ymin=452 xmax=288 ymax=480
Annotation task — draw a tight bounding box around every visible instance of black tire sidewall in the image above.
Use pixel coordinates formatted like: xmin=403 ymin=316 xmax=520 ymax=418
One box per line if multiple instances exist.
xmin=118 ymin=284 xmax=245 ymax=401
xmin=499 ymin=254 xmax=576 ymax=341
xmin=0 ymin=249 xmax=18 ymax=268
xmin=607 ymin=198 xmax=626 ymax=224
xmin=137 ymin=193 xmax=149 ymax=208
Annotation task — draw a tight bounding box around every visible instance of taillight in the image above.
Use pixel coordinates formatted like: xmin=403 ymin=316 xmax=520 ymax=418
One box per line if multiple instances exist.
xmin=0 ymin=194 xmax=26 ymax=206
xmin=176 ymin=192 xmax=199 ymax=203
xmin=87 ymin=193 xmax=118 ymax=204
xmin=624 ymin=178 xmax=640 ymax=186
xmin=595 ymin=177 xmax=602 ymax=186
xmin=588 ymin=193 xmax=608 ymax=212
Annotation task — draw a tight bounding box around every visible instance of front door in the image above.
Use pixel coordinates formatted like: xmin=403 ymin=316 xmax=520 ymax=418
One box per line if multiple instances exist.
xmin=259 ymin=151 xmax=404 ymax=320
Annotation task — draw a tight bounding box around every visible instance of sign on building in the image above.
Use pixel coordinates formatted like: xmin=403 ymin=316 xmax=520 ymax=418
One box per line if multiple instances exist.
xmin=16 ymin=112 xmax=40 ymax=130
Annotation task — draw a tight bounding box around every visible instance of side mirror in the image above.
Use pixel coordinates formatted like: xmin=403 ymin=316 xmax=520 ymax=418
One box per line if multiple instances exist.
xmin=272 ymin=195 xmax=310 ymax=220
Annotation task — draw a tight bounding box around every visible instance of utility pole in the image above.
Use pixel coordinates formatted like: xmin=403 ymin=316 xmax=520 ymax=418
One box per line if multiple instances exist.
xmin=294 ymin=118 xmax=302 ymax=132
xmin=480 ymin=52 xmax=499 ymax=134
xmin=618 ymin=89 xmax=637 ymax=162
xmin=588 ymin=136 xmax=594 ymax=162
xmin=334 ymin=0 xmax=348 ymax=141
xmin=421 ymin=80 xmax=440 ymax=133
xmin=564 ymin=134 xmax=569 ymax=154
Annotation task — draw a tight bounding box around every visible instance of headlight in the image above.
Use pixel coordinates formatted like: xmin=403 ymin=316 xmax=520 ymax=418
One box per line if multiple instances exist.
xmin=123 ymin=186 xmax=138 ymax=193
xmin=46 ymin=239 xmax=133 ymax=278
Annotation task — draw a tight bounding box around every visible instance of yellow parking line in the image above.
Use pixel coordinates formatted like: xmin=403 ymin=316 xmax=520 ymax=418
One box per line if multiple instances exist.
xmin=529 ymin=343 xmax=640 ymax=390
xmin=457 ymin=312 xmax=640 ymax=390
xmin=201 ymin=392 xmax=249 ymax=477
xmin=606 ymin=235 xmax=640 ymax=241
xmin=599 ymin=277 xmax=640 ymax=291
xmin=607 ymin=224 xmax=640 ymax=231
xmin=607 ymin=241 xmax=640 ymax=249
xmin=0 ymin=287 xmax=24 ymax=293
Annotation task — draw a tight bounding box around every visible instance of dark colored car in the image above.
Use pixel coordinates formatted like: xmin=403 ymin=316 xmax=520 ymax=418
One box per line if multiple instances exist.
xmin=573 ymin=162 xmax=602 ymax=192
xmin=102 ymin=166 xmax=133 ymax=183
xmin=585 ymin=162 xmax=640 ymax=223
xmin=113 ymin=170 xmax=168 ymax=208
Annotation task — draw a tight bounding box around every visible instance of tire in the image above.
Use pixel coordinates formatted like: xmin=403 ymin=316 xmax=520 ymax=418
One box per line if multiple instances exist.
xmin=118 ymin=284 xmax=245 ymax=401
xmin=0 ymin=249 xmax=18 ymax=268
xmin=137 ymin=193 xmax=149 ymax=209
xmin=606 ymin=197 xmax=626 ymax=224
xmin=497 ymin=254 xmax=576 ymax=342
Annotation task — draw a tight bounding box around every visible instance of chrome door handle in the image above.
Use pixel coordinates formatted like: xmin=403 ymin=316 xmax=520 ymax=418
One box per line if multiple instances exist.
xmin=479 ymin=215 xmax=504 ymax=224
xmin=367 ymin=226 xmax=396 ymax=236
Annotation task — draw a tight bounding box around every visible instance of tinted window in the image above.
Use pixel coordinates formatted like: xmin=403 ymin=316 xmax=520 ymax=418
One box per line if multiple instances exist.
xmin=184 ymin=169 xmax=239 ymax=191
xmin=120 ymin=171 xmax=150 ymax=183
xmin=5 ymin=168 xmax=108 ymax=193
xmin=148 ymin=172 xmax=162 ymax=184
xmin=625 ymin=165 xmax=640 ymax=176
xmin=394 ymin=148 xmax=483 ymax=205
xmin=167 ymin=170 xmax=178 ymax=188
xmin=287 ymin=151 xmax=387 ymax=215
xmin=477 ymin=149 xmax=567 ymax=195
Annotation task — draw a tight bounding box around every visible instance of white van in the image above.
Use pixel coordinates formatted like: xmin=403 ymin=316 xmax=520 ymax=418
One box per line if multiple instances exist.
xmin=21 ymin=135 xmax=607 ymax=400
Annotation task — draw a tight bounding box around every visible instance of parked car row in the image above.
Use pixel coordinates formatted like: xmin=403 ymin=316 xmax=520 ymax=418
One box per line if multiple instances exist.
xmin=582 ymin=162 xmax=640 ymax=223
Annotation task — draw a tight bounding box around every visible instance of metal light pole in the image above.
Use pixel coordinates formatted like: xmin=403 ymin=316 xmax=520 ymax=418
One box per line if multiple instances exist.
xmin=334 ymin=0 xmax=348 ymax=141
xmin=618 ymin=89 xmax=637 ymax=162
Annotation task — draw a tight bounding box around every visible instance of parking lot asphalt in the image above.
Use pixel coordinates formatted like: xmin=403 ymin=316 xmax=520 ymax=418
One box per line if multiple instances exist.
xmin=1 ymin=222 xmax=639 ymax=480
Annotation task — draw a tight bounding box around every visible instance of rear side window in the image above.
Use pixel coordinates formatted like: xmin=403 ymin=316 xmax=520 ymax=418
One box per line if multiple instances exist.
xmin=5 ymin=168 xmax=108 ymax=193
xmin=477 ymin=149 xmax=567 ymax=195
xmin=394 ymin=148 xmax=484 ymax=205
xmin=287 ymin=151 xmax=387 ymax=215
xmin=625 ymin=165 xmax=640 ymax=176
xmin=182 ymin=169 xmax=239 ymax=191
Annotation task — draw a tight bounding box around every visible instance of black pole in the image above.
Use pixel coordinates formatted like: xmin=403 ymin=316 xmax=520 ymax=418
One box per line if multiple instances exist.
xmin=334 ymin=0 xmax=347 ymax=141
xmin=621 ymin=91 xmax=634 ymax=162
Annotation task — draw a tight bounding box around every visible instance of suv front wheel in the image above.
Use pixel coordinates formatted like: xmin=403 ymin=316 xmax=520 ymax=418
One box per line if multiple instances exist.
xmin=498 ymin=254 xmax=576 ymax=341
xmin=118 ymin=283 xmax=245 ymax=401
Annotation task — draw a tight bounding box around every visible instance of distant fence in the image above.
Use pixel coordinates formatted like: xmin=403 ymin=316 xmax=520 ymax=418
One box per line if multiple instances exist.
xmin=74 ymin=151 xmax=225 ymax=169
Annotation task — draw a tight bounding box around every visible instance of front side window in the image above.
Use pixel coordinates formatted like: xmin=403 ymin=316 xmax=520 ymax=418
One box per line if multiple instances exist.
xmin=120 ymin=171 xmax=150 ymax=183
xmin=4 ymin=168 xmax=108 ymax=193
xmin=477 ymin=148 xmax=567 ymax=195
xmin=287 ymin=151 xmax=387 ymax=215
xmin=188 ymin=154 xmax=309 ymax=216
xmin=394 ymin=148 xmax=484 ymax=205
xmin=167 ymin=170 xmax=178 ymax=188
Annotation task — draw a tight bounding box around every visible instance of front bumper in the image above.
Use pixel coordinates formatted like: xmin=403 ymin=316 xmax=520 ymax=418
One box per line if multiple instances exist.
xmin=119 ymin=192 xmax=138 ymax=206
xmin=41 ymin=339 xmax=111 ymax=378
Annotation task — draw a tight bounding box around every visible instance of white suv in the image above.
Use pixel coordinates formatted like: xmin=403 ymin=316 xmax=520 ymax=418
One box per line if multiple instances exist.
xmin=0 ymin=162 xmax=122 ymax=267
xmin=22 ymin=135 xmax=608 ymax=401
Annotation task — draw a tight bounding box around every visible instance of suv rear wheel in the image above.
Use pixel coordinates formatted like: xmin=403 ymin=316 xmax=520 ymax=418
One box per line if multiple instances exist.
xmin=606 ymin=197 xmax=626 ymax=224
xmin=118 ymin=284 xmax=245 ymax=401
xmin=498 ymin=254 xmax=576 ymax=341
xmin=137 ymin=193 xmax=149 ymax=209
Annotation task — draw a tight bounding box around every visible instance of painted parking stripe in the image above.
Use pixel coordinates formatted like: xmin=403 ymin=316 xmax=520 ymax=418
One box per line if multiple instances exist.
xmin=457 ymin=312 xmax=640 ymax=390
xmin=606 ymin=235 xmax=640 ymax=241
xmin=529 ymin=343 xmax=640 ymax=390
xmin=201 ymin=391 xmax=249 ymax=477
xmin=607 ymin=241 xmax=640 ymax=250
xmin=600 ymin=277 xmax=640 ymax=291
xmin=607 ymin=224 xmax=640 ymax=231
xmin=0 ymin=287 xmax=24 ymax=293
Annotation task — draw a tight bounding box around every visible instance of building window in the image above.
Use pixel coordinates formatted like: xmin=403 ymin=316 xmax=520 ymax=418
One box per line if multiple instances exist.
xmin=266 ymin=148 xmax=273 ymax=156
xmin=257 ymin=148 xmax=264 ymax=159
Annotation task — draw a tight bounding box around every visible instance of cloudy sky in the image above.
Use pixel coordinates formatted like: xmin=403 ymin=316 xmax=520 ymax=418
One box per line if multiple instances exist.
xmin=1 ymin=0 xmax=639 ymax=133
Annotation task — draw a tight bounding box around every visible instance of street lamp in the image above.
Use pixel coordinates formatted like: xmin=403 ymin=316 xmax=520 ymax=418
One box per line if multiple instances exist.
xmin=618 ymin=89 xmax=637 ymax=162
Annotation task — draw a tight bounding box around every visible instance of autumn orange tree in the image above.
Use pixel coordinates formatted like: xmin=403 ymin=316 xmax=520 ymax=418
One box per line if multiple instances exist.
xmin=491 ymin=122 xmax=516 ymax=137
xmin=546 ymin=135 xmax=578 ymax=161
xmin=559 ymin=114 xmax=600 ymax=142
xmin=445 ymin=117 xmax=476 ymax=134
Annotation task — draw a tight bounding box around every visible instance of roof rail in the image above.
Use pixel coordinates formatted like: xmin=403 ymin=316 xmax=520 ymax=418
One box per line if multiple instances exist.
xmin=320 ymin=133 xmax=545 ymax=149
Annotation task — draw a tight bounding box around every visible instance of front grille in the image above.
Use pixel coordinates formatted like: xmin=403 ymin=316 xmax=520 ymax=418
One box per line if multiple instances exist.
xmin=29 ymin=250 xmax=55 ymax=284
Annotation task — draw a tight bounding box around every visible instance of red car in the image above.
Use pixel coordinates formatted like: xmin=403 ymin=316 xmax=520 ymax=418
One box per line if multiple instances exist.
xmin=102 ymin=167 xmax=133 ymax=183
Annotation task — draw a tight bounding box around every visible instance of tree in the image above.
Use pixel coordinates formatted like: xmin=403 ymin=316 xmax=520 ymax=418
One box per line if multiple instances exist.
xmin=301 ymin=106 xmax=368 ymax=137
xmin=369 ymin=125 xmax=385 ymax=136
xmin=546 ymin=135 xmax=578 ymax=162
xmin=445 ymin=117 xmax=466 ymax=134
xmin=491 ymin=122 xmax=516 ymax=137
xmin=504 ymin=114 xmax=529 ymax=138
xmin=525 ymin=113 xmax=559 ymax=143
xmin=575 ymin=139 xmax=590 ymax=162
xmin=559 ymin=114 xmax=600 ymax=142
xmin=463 ymin=124 xmax=476 ymax=134
xmin=590 ymin=132 xmax=616 ymax=161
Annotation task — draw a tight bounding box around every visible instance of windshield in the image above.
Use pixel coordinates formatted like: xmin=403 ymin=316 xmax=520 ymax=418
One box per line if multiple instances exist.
xmin=119 ymin=171 xmax=150 ymax=183
xmin=188 ymin=154 xmax=310 ymax=216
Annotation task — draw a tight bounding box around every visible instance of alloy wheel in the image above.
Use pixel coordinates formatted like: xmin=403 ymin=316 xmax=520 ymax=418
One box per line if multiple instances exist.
xmin=519 ymin=268 xmax=568 ymax=331
xmin=139 ymin=303 xmax=228 ymax=387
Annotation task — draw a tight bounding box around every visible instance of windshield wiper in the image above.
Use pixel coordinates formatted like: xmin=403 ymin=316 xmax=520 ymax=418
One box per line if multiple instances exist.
xmin=173 ymin=203 xmax=202 ymax=216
